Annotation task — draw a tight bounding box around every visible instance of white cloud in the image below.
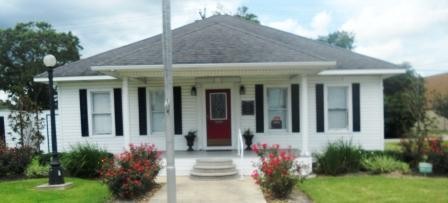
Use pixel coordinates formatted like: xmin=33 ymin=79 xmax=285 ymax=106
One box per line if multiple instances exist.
xmin=328 ymin=0 xmax=448 ymax=75
xmin=266 ymin=11 xmax=332 ymax=38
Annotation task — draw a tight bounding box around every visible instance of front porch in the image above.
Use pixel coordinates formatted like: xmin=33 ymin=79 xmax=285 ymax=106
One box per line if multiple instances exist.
xmin=158 ymin=149 xmax=302 ymax=176
xmin=90 ymin=62 xmax=329 ymax=156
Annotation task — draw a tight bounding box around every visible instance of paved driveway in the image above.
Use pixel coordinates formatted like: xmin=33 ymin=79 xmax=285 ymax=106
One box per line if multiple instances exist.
xmin=150 ymin=176 xmax=266 ymax=203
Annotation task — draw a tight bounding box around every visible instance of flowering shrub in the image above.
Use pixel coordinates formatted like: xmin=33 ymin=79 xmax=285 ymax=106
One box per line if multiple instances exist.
xmin=100 ymin=144 xmax=162 ymax=199
xmin=251 ymin=143 xmax=299 ymax=199
xmin=426 ymin=137 xmax=448 ymax=174
xmin=0 ymin=143 xmax=33 ymax=178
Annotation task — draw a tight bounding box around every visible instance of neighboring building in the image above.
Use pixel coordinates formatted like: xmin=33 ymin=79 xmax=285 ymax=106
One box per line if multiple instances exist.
xmin=425 ymin=73 xmax=448 ymax=131
xmin=33 ymin=15 xmax=404 ymax=156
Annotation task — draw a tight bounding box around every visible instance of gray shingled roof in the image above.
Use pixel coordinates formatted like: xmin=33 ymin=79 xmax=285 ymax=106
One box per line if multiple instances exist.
xmin=36 ymin=15 xmax=401 ymax=78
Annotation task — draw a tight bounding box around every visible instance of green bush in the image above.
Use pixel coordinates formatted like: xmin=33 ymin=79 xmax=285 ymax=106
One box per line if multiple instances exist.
xmin=0 ymin=144 xmax=34 ymax=178
xmin=25 ymin=157 xmax=49 ymax=178
xmin=315 ymin=140 xmax=363 ymax=175
xmin=361 ymin=155 xmax=410 ymax=174
xmin=61 ymin=143 xmax=112 ymax=178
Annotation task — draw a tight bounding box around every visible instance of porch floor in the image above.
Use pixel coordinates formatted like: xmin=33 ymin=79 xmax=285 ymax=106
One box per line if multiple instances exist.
xmin=158 ymin=149 xmax=300 ymax=176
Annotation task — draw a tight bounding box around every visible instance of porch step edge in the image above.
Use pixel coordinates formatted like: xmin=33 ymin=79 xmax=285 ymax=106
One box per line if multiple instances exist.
xmin=194 ymin=164 xmax=236 ymax=169
xmin=190 ymin=170 xmax=238 ymax=177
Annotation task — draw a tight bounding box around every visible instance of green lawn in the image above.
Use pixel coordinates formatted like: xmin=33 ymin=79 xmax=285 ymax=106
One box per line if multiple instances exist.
xmin=0 ymin=178 xmax=110 ymax=203
xmin=298 ymin=175 xmax=448 ymax=203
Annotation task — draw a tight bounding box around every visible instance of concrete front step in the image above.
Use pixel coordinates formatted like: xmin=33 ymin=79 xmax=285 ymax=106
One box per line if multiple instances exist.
xmin=190 ymin=170 xmax=238 ymax=177
xmin=195 ymin=159 xmax=233 ymax=166
xmin=190 ymin=158 xmax=239 ymax=178
xmin=194 ymin=164 xmax=236 ymax=169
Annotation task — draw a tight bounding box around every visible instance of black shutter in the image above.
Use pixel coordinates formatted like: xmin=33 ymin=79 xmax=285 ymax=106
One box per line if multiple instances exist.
xmin=255 ymin=84 xmax=264 ymax=133
xmin=291 ymin=84 xmax=300 ymax=132
xmin=138 ymin=87 xmax=147 ymax=135
xmin=352 ymin=83 xmax=361 ymax=132
xmin=0 ymin=116 xmax=5 ymax=145
xmin=173 ymin=86 xmax=182 ymax=135
xmin=79 ymin=89 xmax=89 ymax=137
xmin=113 ymin=88 xmax=123 ymax=136
xmin=316 ymin=84 xmax=324 ymax=132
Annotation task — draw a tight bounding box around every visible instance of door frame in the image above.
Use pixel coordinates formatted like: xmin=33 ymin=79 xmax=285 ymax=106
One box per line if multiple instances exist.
xmin=196 ymin=82 xmax=241 ymax=150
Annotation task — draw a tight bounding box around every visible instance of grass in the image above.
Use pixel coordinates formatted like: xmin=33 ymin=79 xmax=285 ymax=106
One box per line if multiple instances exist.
xmin=0 ymin=178 xmax=110 ymax=203
xmin=298 ymin=175 xmax=448 ymax=203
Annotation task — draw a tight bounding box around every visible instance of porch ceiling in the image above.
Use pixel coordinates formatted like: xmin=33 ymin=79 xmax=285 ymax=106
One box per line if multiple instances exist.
xmin=91 ymin=61 xmax=336 ymax=78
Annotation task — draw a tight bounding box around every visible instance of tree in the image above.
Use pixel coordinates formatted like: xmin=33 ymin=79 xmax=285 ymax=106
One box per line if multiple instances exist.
xmin=318 ymin=31 xmax=355 ymax=50
xmin=432 ymin=93 xmax=448 ymax=120
xmin=384 ymin=63 xmax=431 ymax=138
xmin=0 ymin=22 xmax=82 ymax=109
xmin=235 ymin=6 xmax=260 ymax=24
xmin=201 ymin=5 xmax=260 ymax=24
xmin=0 ymin=22 xmax=82 ymax=148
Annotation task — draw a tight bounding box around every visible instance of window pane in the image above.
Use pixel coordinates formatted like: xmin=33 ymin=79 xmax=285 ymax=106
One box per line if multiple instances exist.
xmin=267 ymin=88 xmax=287 ymax=108
xmin=328 ymin=87 xmax=347 ymax=109
xmin=151 ymin=90 xmax=165 ymax=132
xmin=152 ymin=112 xmax=165 ymax=132
xmin=328 ymin=110 xmax=348 ymax=129
xmin=267 ymin=88 xmax=288 ymax=129
xmin=210 ymin=93 xmax=227 ymax=120
xmin=269 ymin=110 xmax=287 ymax=129
xmin=151 ymin=90 xmax=165 ymax=112
xmin=92 ymin=92 xmax=111 ymax=113
xmin=93 ymin=114 xmax=112 ymax=134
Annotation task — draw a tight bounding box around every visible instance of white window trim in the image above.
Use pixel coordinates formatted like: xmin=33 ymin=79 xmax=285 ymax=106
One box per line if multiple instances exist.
xmin=209 ymin=92 xmax=228 ymax=120
xmin=264 ymin=85 xmax=291 ymax=134
xmin=87 ymin=89 xmax=115 ymax=136
xmin=147 ymin=87 xmax=165 ymax=136
xmin=324 ymin=84 xmax=352 ymax=133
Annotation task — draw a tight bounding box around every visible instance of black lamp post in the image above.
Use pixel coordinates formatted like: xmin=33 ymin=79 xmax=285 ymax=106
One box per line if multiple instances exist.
xmin=44 ymin=54 xmax=64 ymax=185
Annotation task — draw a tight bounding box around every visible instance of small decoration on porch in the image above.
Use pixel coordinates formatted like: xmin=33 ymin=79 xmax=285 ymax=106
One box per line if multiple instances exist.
xmin=243 ymin=129 xmax=254 ymax=150
xmin=185 ymin=130 xmax=197 ymax=151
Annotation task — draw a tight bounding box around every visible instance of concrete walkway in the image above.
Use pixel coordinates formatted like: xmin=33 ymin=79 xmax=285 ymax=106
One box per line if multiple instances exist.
xmin=150 ymin=176 xmax=266 ymax=203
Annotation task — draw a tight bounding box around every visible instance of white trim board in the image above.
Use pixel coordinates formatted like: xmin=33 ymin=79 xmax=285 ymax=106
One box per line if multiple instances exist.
xmin=34 ymin=75 xmax=116 ymax=82
xmin=318 ymin=69 xmax=405 ymax=76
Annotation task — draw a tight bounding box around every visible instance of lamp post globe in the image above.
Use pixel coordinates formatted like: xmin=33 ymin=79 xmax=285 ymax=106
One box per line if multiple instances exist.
xmin=44 ymin=54 xmax=65 ymax=185
xmin=44 ymin=54 xmax=57 ymax=67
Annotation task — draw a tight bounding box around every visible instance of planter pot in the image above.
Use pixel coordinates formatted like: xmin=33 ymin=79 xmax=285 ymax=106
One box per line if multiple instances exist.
xmin=243 ymin=137 xmax=253 ymax=151
xmin=418 ymin=162 xmax=433 ymax=175
xmin=186 ymin=138 xmax=195 ymax=151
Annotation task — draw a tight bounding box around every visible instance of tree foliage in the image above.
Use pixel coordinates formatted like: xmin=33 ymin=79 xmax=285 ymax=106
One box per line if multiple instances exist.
xmin=201 ymin=5 xmax=260 ymax=24
xmin=0 ymin=22 xmax=82 ymax=108
xmin=0 ymin=22 xmax=82 ymax=148
xmin=432 ymin=93 xmax=448 ymax=119
xmin=384 ymin=63 xmax=431 ymax=138
xmin=318 ymin=31 xmax=355 ymax=50
xmin=234 ymin=6 xmax=260 ymax=24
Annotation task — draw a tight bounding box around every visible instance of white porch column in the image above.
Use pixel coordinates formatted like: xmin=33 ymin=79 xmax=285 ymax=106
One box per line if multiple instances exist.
xmin=122 ymin=77 xmax=131 ymax=149
xmin=300 ymin=74 xmax=310 ymax=156
xmin=298 ymin=74 xmax=312 ymax=175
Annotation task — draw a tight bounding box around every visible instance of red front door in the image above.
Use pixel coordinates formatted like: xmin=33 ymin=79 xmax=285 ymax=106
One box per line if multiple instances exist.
xmin=206 ymin=89 xmax=231 ymax=147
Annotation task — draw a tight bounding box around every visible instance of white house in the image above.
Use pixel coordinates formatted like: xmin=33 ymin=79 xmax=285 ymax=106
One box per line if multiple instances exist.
xmin=33 ymin=15 xmax=404 ymax=159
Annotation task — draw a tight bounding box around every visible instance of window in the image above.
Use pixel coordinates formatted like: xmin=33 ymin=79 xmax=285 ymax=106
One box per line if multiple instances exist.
xmin=210 ymin=93 xmax=227 ymax=120
xmin=150 ymin=90 xmax=165 ymax=133
xmin=267 ymin=88 xmax=288 ymax=129
xmin=327 ymin=86 xmax=348 ymax=130
xmin=91 ymin=91 xmax=112 ymax=134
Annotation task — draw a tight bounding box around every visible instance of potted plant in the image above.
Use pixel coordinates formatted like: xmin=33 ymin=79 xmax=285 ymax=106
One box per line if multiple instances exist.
xmin=184 ymin=130 xmax=197 ymax=151
xmin=243 ymin=129 xmax=254 ymax=150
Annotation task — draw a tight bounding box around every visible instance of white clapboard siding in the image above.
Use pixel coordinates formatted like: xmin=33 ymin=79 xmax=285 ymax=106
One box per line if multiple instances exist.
xmin=55 ymin=75 xmax=384 ymax=154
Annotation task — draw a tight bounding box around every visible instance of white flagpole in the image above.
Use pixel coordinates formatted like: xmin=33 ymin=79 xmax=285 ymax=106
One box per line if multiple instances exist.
xmin=161 ymin=0 xmax=176 ymax=202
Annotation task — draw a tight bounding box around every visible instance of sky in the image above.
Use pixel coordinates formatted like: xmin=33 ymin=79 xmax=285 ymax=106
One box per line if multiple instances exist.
xmin=0 ymin=0 xmax=447 ymax=99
